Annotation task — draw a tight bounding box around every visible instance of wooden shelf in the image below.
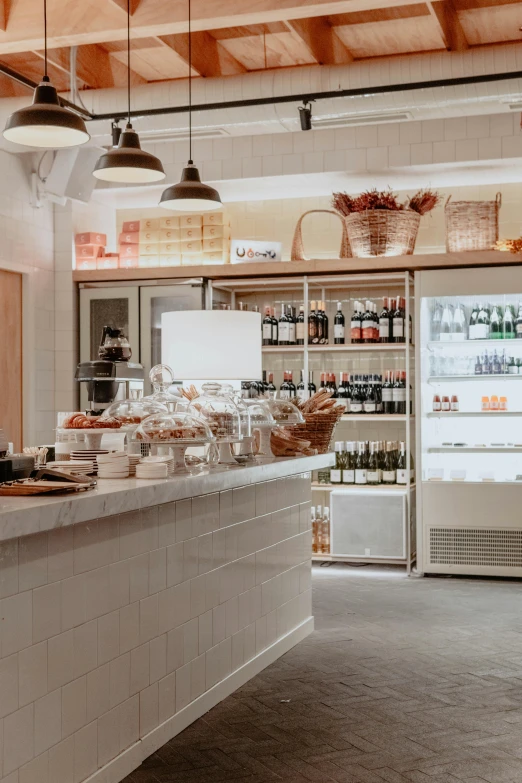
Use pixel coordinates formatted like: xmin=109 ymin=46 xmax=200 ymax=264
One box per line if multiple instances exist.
xmin=429 ymin=339 xmax=522 ymax=349
xmin=340 ymin=414 xmax=411 ymax=422
xmin=262 ymin=345 xmax=303 ymax=353
xmin=73 ymin=250 xmax=518 ymax=284
xmin=261 ymin=344 xmax=407 ymax=353
xmin=312 ymin=482 xmax=413 ymax=492
xmin=429 ymin=375 xmax=522 ymax=382
xmin=427 ymin=411 xmax=522 ymax=418
xmin=428 ymin=446 xmax=522 ymax=453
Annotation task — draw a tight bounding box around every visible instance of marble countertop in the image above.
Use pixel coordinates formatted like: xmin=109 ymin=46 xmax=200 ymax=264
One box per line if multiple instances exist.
xmin=0 ymin=454 xmax=333 ymax=543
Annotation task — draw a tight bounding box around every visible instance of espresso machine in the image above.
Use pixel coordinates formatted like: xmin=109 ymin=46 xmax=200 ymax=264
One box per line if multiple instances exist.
xmin=75 ymin=326 xmax=145 ymax=414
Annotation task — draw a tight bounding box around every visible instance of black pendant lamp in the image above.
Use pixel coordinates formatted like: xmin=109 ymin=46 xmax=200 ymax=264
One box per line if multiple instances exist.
xmin=3 ymin=0 xmax=89 ymax=148
xmin=93 ymin=0 xmax=165 ymax=183
xmin=159 ymin=0 xmax=222 ymax=211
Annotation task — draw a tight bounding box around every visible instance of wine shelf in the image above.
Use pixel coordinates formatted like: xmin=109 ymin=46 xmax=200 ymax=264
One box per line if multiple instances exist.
xmin=427 ymin=411 xmax=522 ymax=418
xmin=261 ymin=343 xmax=408 ymax=353
xmin=312 ymin=483 xmax=412 ymax=492
xmin=340 ymin=414 xmax=412 ymax=422
xmin=428 ymin=375 xmax=522 ymax=383
xmin=428 ymin=446 xmax=522 ymax=453
xmin=428 ymin=339 xmax=522 ymax=349
xmin=423 ymin=479 xmax=522 ymax=485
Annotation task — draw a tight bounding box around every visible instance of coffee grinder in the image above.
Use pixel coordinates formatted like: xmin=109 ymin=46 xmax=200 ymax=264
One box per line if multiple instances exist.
xmin=75 ymin=326 xmax=145 ymax=415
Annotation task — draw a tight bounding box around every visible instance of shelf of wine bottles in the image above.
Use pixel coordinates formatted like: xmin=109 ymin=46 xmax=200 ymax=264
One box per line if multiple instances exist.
xmin=329 ymin=440 xmax=414 ymax=486
xmin=427 ymin=411 xmax=522 ymax=418
xmin=312 ymin=482 xmax=411 ymax=492
xmin=429 ymin=375 xmax=522 ymax=383
xmin=428 ymin=446 xmax=522 ymax=453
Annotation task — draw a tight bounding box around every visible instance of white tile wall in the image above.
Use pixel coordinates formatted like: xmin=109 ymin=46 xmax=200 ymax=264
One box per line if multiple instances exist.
xmin=0 ymin=475 xmax=312 ymax=782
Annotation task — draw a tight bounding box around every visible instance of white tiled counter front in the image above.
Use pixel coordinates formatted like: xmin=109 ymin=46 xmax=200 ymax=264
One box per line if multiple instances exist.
xmin=0 ymin=455 xmax=332 ymax=783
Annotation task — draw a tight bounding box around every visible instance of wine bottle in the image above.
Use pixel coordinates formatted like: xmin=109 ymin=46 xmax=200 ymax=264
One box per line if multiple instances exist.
xmin=516 ymin=304 xmax=522 ymax=339
xmin=362 ymin=301 xmax=375 ymax=344
xmin=490 ymin=305 xmax=502 ymax=339
xmin=367 ymin=442 xmax=380 ymax=485
xmin=469 ymin=303 xmax=478 ymax=341
xmin=451 ymin=303 xmax=466 ymax=341
xmin=476 ymin=303 xmax=489 ymax=340
xmin=503 ymin=305 xmax=515 ymax=339
xmin=320 ymin=300 xmax=329 ymax=344
xmin=343 ymin=442 xmax=355 ymax=484
xmin=288 ymin=370 xmax=296 ymax=396
xmin=334 ymin=302 xmax=345 ymax=344
xmin=432 ymin=302 xmax=443 ymax=341
xmin=267 ymin=372 xmax=277 ymax=398
xmin=308 ymin=301 xmax=318 ymax=345
xmin=262 ymin=306 xmax=273 ymax=346
xmin=308 ymin=371 xmax=316 ymax=396
xmin=363 ymin=375 xmax=377 ymax=414
xmin=278 ymin=305 xmax=291 ymax=345
xmin=392 ymin=370 xmax=406 ymax=415
xmin=396 ymin=442 xmax=407 ymax=485
xmin=382 ymin=442 xmax=396 ymax=485
xmin=349 ymin=375 xmax=363 ymax=414
xmin=392 ymin=296 xmax=405 ymax=343
xmin=287 ymin=305 xmax=296 ymax=345
xmin=279 ymin=372 xmax=291 ymax=399
xmin=379 ymin=297 xmax=391 ymax=343
xmin=330 ymin=442 xmax=344 ymax=485
xmin=351 ymin=301 xmax=362 ymax=344
xmin=297 ymin=371 xmax=306 ymax=401
xmin=270 ymin=307 xmax=278 ymax=345
xmin=382 ymin=370 xmax=393 ymax=414
xmin=354 ymin=442 xmax=368 ymax=485
xmin=296 ymin=305 xmax=305 ymax=345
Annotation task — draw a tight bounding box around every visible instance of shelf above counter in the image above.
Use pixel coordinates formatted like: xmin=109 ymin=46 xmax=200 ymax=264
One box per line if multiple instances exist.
xmin=428 ymin=374 xmax=522 ymax=383
xmin=261 ymin=343 xmax=408 ymax=353
xmin=312 ymin=482 xmax=413 ymax=492
xmin=428 ymin=339 xmax=522 ymax=349
xmin=340 ymin=414 xmax=412 ymax=422
xmin=427 ymin=446 xmax=522 ymax=453
xmin=427 ymin=411 xmax=522 ymax=418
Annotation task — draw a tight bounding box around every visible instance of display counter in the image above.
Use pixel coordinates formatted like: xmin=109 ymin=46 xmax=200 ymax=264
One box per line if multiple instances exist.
xmin=0 ymin=454 xmax=332 ymax=783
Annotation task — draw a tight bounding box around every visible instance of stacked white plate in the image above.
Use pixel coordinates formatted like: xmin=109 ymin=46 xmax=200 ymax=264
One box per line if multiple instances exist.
xmin=51 ymin=460 xmax=92 ymax=476
xmin=97 ymin=452 xmax=130 ymax=479
xmin=70 ymin=449 xmax=109 ymax=475
xmin=127 ymin=454 xmax=141 ymax=476
xmin=136 ymin=456 xmax=171 ymax=480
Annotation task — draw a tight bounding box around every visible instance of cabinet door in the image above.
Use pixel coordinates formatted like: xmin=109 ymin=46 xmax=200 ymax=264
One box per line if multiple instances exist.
xmin=140 ymin=283 xmax=205 ymax=392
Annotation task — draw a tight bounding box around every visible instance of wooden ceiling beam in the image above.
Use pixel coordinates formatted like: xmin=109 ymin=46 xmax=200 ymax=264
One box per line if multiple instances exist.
xmin=158 ymin=31 xmax=246 ymax=77
xmin=429 ymin=0 xmax=468 ymax=51
xmin=286 ymin=16 xmax=353 ymax=64
xmin=33 ymin=44 xmax=147 ymax=89
xmin=107 ymin=0 xmax=142 ymax=15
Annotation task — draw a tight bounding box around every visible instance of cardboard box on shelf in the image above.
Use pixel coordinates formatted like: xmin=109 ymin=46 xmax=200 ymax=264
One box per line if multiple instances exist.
xmin=97 ymin=256 xmax=119 ymax=270
xmin=159 ymin=216 xmax=180 ymax=229
xmin=181 ymin=226 xmax=202 ymax=240
xmin=119 ymin=243 xmax=139 ymax=258
xmin=138 ymin=256 xmax=160 ymax=268
xmin=181 ymin=239 xmax=203 ymax=254
xmin=180 ymin=215 xmax=202 ymax=228
xmin=119 ymin=255 xmax=139 ymax=269
xmin=160 ymin=242 xmax=181 ymax=255
xmin=203 ymin=237 xmax=229 ymax=252
xmin=75 ymin=232 xmax=107 ymax=246
xmin=139 ymin=230 xmax=160 ymax=243
xmin=139 ymin=243 xmax=159 ymax=255
xmin=76 ymin=258 xmax=98 ymax=271
xmin=202 ymin=212 xmax=225 ymax=226
xmin=181 ymin=254 xmax=203 ymax=265
xmin=120 ymin=231 xmax=139 ymax=245
xmin=160 ymin=255 xmax=182 ymax=267
xmin=76 ymin=244 xmax=105 ymax=259
xmin=121 ymin=218 xmax=160 ymax=233
xmin=203 ymin=224 xmax=230 ymax=239
xmin=159 ymin=228 xmax=180 ymax=243
xmin=201 ymin=252 xmax=227 ymax=265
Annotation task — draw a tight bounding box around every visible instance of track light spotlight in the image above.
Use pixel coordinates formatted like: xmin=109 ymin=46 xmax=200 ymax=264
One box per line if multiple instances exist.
xmin=111 ymin=121 xmax=122 ymax=148
xmin=299 ymin=101 xmax=313 ymax=131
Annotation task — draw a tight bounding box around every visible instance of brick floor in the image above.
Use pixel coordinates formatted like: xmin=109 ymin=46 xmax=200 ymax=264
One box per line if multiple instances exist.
xmin=124 ymin=565 xmax=522 ymax=783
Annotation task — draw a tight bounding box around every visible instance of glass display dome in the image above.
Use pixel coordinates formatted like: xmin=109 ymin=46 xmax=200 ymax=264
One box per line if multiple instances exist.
xmin=101 ymin=398 xmax=167 ymax=426
xmin=135 ymin=411 xmax=213 ymax=442
xmin=143 ymin=364 xmax=183 ymax=408
xmin=266 ymin=399 xmax=305 ymax=425
xmin=187 ymin=383 xmax=242 ymax=441
xmin=244 ymin=399 xmax=276 ymax=428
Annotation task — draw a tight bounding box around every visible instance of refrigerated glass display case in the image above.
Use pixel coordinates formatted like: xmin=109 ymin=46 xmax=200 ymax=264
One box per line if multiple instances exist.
xmin=416 ymin=266 xmax=522 ymax=577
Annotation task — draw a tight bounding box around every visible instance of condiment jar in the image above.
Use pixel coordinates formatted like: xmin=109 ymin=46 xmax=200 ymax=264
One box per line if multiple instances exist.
xmin=499 ymin=396 xmax=508 ymax=412
xmin=481 ymin=396 xmax=490 ymax=411
xmin=441 ymin=395 xmax=450 ymax=412
xmin=450 ymin=395 xmax=459 ymax=412
xmin=490 ymin=394 xmax=499 ymax=411
xmin=432 ymin=394 xmax=441 ymax=412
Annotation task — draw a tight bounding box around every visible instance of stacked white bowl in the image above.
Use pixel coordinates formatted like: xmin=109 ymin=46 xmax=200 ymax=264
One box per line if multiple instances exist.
xmin=96 ymin=452 xmax=130 ymax=479
xmin=127 ymin=454 xmax=141 ymax=476
xmin=135 ymin=455 xmax=173 ymax=479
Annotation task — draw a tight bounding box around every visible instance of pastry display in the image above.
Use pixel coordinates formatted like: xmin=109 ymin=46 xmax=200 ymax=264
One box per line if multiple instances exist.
xmin=187 ymin=382 xmax=242 ymax=442
xmin=101 ymin=399 xmax=167 ymax=426
xmin=135 ymin=411 xmax=213 ymax=442
xmin=62 ymin=413 xmax=122 ymax=430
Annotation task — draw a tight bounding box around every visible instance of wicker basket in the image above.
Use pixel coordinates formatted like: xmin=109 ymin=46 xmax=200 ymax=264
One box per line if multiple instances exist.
xmin=445 ymin=193 xmax=501 ymax=252
xmin=292 ymin=409 xmax=344 ymax=454
xmin=291 ymin=210 xmax=351 ymax=261
xmin=345 ymin=209 xmax=420 ymax=257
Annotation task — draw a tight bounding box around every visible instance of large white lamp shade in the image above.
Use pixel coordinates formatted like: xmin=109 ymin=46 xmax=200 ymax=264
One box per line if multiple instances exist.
xmin=161 ymin=310 xmax=262 ymax=381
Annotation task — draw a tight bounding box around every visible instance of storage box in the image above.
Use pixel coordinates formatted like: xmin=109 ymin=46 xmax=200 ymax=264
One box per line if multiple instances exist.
xmin=160 ymin=216 xmax=180 ymax=229
xmin=75 ymin=232 xmax=107 ymax=246
xmin=76 ymin=258 xmax=97 ymax=271
xmin=160 ymin=255 xmax=182 ymax=267
xmin=139 ymin=230 xmax=160 ymax=243
xmin=203 ymin=224 xmax=230 ymax=239
xmin=202 ymin=252 xmax=226 ymax=265
xmin=202 ymin=212 xmax=224 ymax=226
xmin=203 ymin=237 xmax=228 ymax=252
xmin=96 ymin=256 xmax=119 ymax=270
xmin=159 ymin=228 xmax=180 ymax=243
xmin=138 ymin=256 xmax=160 ymax=268
xmin=122 ymin=218 xmax=160 ymax=232
xmin=160 ymin=242 xmax=181 ymax=256
xmin=181 ymin=226 xmax=202 ymax=241
xmin=181 ymin=239 xmax=203 ymax=254
xmin=119 ymin=255 xmax=139 ymax=269
xmin=180 ymin=215 xmax=202 ymax=228
xmin=120 ymin=231 xmax=139 ymax=245
xmin=139 ymin=243 xmax=159 ymax=256
xmin=76 ymin=244 xmax=104 ymax=258
xmin=119 ymin=243 xmax=139 ymax=258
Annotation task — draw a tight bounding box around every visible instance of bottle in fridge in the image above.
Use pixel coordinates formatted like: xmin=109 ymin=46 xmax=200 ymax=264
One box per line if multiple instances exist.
xmin=440 ymin=302 xmax=453 ymax=341
xmin=334 ymin=302 xmax=345 ymax=344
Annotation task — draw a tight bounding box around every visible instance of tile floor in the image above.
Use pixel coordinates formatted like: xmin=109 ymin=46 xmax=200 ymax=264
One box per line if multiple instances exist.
xmin=124 ymin=565 xmax=522 ymax=783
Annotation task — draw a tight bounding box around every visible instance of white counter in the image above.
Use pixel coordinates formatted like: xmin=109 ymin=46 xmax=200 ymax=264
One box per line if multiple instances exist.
xmin=0 ymin=453 xmax=332 ymax=783
xmin=0 ymin=454 xmax=332 ymax=543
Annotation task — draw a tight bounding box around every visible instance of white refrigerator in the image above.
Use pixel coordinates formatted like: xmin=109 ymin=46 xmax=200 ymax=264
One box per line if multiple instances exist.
xmin=416 ymin=265 xmax=522 ymax=577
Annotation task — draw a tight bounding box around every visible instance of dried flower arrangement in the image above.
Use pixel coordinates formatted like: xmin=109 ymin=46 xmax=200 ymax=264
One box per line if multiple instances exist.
xmin=332 ymin=187 xmax=440 ymax=217
xmin=494 ymin=238 xmax=522 ymax=254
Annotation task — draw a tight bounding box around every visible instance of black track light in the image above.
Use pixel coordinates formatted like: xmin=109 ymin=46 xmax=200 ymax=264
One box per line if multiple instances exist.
xmin=299 ymin=102 xmax=313 ymax=131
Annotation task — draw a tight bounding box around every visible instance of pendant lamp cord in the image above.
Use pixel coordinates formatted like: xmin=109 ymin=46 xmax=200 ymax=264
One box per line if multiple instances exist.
xmin=43 ymin=0 xmax=48 ymax=78
xmin=188 ymin=0 xmax=193 ymax=164
xmin=127 ymin=0 xmax=131 ymax=126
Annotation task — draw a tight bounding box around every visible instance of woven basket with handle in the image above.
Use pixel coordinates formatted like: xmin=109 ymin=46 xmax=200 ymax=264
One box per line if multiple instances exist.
xmin=292 ymin=409 xmax=344 ymax=454
xmin=345 ymin=209 xmax=420 ymax=257
xmin=291 ymin=210 xmax=351 ymax=261
xmin=445 ymin=193 xmax=501 ymax=252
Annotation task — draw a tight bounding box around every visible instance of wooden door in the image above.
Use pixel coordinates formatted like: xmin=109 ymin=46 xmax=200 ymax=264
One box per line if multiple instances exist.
xmin=0 ymin=270 xmax=22 ymax=450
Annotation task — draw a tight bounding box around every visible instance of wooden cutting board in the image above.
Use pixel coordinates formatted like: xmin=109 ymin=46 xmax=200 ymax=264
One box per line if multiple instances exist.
xmin=0 ymin=480 xmax=92 ymax=496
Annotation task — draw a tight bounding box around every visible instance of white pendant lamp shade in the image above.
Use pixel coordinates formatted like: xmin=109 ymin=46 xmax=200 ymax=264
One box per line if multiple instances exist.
xmin=93 ymin=123 xmax=165 ymax=183
xmin=159 ymin=163 xmax=222 ymax=211
xmin=3 ymin=77 xmax=90 ymax=148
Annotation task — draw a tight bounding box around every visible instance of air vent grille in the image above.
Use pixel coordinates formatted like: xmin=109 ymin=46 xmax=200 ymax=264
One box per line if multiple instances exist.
xmin=312 ymin=112 xmax=412 ymax=129
xmin=140 ymin=127 xmax=230 ymax=143
xmin=430 ymin=528 xmax=522 ymax=568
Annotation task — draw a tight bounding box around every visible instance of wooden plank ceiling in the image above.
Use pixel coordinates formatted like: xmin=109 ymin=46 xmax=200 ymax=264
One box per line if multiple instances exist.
xmin=0 ymin=0 xmax=519 ymax=97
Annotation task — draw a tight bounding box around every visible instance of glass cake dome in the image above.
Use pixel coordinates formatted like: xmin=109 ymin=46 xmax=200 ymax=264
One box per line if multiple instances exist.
xmin=187 ymin=382 xmax=242 ymax=441
xmin=101 ymin=398 xmax=167 ymax=426
xmin=244 ymin=398 xmax=276 ymax=427
xmin=135 ymin=411 xmax=214 ymax=442
xmin=143 ymin=364 xmax=182 ymax=407
xmin=266 ymin=399 xmax=305 ymax=425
